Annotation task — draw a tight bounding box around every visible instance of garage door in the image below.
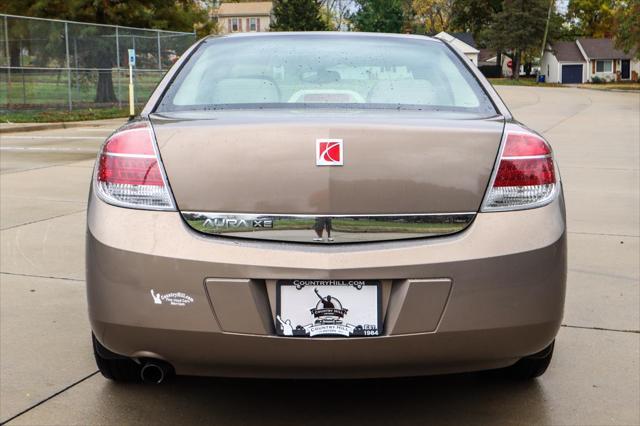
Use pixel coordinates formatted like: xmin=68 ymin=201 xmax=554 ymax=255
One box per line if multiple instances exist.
xmin=561 ymin=64 xmax=583 ymax=84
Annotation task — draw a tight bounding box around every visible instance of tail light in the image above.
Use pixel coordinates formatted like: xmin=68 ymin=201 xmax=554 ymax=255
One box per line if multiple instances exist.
xmin=95 ymin=121 xmax=174 ymax=210
xmin=482 ymin=129 xmax=558 ymax=211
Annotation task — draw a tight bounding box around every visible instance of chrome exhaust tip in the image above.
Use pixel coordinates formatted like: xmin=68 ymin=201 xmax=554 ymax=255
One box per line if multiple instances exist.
xmin=140 ymin=362 xmax=166 ymax=384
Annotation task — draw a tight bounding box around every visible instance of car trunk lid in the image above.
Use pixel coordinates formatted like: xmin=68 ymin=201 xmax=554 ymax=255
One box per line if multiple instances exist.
xmin=151 ymin=110 xmax=504 ymax=243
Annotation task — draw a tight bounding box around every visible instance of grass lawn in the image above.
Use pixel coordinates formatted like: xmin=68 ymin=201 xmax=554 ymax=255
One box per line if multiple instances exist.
xmin=578 ymin=82 xmax=640 ymax=91
xmin=488 ymin=78 xmax=564 ymax=87
xmin=1 ymin=71 xmax=162 ymax=107
xmin=490 ymin=78 xmax=640 ymax=91
xmin=1 ymin=71 xmax=161 ymax=122
xmin=2 ymin=107 xmax=129 ymax=123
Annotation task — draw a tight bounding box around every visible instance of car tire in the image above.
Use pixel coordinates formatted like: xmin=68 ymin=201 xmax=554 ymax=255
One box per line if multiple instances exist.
xmin=92 ymin=334 xmax=141 ymax=382
xmin=505 ymin=340 xmax=555 ymax=380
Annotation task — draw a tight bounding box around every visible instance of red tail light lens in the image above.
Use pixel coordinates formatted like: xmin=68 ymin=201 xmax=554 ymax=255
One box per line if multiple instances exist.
xmin=482 ymin=130 xmax=558 ymax=211
xmin=98 ymin=156 xmax=164 ymax=186
xmin=493 ymin=158 xmax=555 ymax=187
xmin=501 ymin=133 xmax=551 ymax=157
xmin=95 ymin=122 xmax=174 ymax=209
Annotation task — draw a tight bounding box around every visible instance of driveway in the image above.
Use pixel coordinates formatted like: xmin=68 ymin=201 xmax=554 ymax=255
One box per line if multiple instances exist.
xmin=1 ymin=86 xmax=638 ymax=425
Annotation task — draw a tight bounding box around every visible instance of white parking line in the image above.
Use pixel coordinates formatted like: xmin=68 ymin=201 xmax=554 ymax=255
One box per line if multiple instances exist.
xmin=1 ymin=135 xmax=105 ymax=140
xmin=71 ymin=128 xmax=116 ymax=132
xmin=0 ymin=146 xmax=97 ymax=153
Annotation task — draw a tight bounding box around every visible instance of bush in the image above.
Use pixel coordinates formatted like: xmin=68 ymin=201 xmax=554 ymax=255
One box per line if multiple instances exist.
xmin=591 ymin=76 xmax=605 ymax=84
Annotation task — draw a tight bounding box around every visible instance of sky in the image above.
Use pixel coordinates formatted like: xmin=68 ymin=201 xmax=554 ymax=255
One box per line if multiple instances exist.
xmin=556 ymin=0 xmax=569 ymax=13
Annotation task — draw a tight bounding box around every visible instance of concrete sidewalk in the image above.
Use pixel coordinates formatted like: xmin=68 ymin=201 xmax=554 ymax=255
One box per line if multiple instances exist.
xmin=0 ymin=87 xmax=638 ymax=425
xmin=0 ymin=118 xmax=127 ymax=134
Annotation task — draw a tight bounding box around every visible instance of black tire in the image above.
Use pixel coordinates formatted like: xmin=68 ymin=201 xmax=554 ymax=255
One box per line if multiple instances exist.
xmin=504 ymin=340 xmax=555 ymax=380
xmin=92 ymin=334 xmax=142 ymax=382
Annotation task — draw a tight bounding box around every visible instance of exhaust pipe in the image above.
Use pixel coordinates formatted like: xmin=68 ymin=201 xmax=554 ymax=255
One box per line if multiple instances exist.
xmin=140 ymin=362 xmax=167 ymax=384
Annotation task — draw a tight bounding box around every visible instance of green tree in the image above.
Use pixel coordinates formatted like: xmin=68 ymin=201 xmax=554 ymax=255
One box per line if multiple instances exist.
xmin=350 ymin=0 xmax=405 ymax=33
xmin=0 ymin=0 xmax=211 ymax=102
xmin=485 ymin=0 xmax=549 ymax=79
xmin=411 ymin=0 xmax=455 ymax=33
xmin=270 ymin=0 xmax=330 ymax=31
xmin=548 ymin=9 xmax=582 ymax=41
xmin=566 ymin=0 xmax=616 ymax=37
xmin=450 ymin=0 xmax=502 ymax=37
xmin=449 ymin=0 xmax=503 ymax=75
xmin=613 ymin=0 xmax=640 ymax=59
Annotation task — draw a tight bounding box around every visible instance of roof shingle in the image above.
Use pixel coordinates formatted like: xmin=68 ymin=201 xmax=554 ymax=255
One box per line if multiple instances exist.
xmin=450 ymin=32 xmax=477 ymax=48
xmin=577 ymin=38 xmax=635 ymax=60
xmin=551 ymin=41 xmax=585 ymax=62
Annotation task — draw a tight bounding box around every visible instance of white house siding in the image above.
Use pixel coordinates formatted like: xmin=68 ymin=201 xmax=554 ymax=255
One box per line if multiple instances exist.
xmin=464 ymin=52 xmax=479 ymax=66
xmin=541 ymin=50 xmax=560 ymax=82
xmin=632 ymin=60 xmax=640 ymax=80
xmin=259 ymin=16 xmax=270 ymax=31
xmin=434 ymin=32 xmax=479 ymax=67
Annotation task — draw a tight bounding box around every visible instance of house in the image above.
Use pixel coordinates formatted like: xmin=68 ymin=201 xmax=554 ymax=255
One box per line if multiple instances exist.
xmin=541 ymin=41 xmax=587 ymax=83
xmin=579 ymin=38 xmax=639 ymax=82
xmin=479 ymin=48 xmax=512 ymax=77
xmin=434 ymin=31 xmax=480 ymax=66
xmin=214 ymin=2 xmax=273 ymax=34
xmin=541 ymin=38 xmax=639 ymax=84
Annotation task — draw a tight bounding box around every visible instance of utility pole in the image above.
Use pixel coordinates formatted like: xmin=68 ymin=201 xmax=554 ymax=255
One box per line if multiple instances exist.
xmin=540 ymin=0 xmax=554 ymax=62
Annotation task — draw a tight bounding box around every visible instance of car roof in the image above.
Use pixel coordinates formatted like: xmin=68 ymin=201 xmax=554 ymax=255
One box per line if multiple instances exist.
xmin=205 ymin=31 xmax=443 ymax=44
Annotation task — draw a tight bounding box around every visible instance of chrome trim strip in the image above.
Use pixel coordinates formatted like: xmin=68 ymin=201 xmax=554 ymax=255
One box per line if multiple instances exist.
xmin=102 ymin=152 xmax=156 ymax=159
xmin=183 ymin=211 xmax=477 ymax=218
xmin=501 ymin=154 xmax=552 ymax=160
xmin=181 ymin=212 xmax=476 ymax=244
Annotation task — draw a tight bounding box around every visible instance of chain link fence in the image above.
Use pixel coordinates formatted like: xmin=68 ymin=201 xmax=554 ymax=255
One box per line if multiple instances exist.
xmin=0 ymin=14 xmax=196 ymax=112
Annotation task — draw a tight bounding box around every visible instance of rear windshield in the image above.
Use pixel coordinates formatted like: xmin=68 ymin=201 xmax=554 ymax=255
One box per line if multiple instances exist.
xmin=156 ymin=34 xmax=496 ymax=115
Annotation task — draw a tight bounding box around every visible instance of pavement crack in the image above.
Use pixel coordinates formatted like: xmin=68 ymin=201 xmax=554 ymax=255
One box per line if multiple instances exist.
xmin=568 ymin=268 xmax=638 ymax=282
xmin=0 ymin=272 xmax=84 ymax=283
xmin=567 ymin=231 xmax=639 ymax=238
xmin=542 ymin=93 xmax=594 ymax=134
xmin=561 ymin=324 xmax=639 ymax=334
xmin=0 ymin=159 xmax=94 ymax=175
xmin=0 ymin=209 xmax=86 ymax=231
xmin=0 ymin=371 xmax=99 ymax=425
xmin=0 ymin=163 xmax=68 ymax=175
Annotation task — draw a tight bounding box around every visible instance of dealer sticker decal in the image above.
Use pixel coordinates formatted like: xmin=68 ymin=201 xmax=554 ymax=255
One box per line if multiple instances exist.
xmin=150 ymin=289 xmax=194 ymax=306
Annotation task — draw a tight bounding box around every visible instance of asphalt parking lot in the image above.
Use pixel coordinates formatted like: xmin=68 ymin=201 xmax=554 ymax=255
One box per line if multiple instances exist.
xmin=1 ymin=86 xmax=639 ymax=425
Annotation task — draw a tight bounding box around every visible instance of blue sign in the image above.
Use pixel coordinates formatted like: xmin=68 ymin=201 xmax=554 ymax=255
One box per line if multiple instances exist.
xmin=128 ymin=49 xmax=136 ymax=66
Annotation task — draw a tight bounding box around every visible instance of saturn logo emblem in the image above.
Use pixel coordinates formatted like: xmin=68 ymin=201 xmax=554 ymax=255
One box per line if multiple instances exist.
xmin=316 ymin=139 xmax=343 ymax=166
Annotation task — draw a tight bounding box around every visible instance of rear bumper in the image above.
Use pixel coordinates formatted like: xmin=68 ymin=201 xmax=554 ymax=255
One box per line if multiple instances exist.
xmin=86 ymin=189 xmax=567 ymax=378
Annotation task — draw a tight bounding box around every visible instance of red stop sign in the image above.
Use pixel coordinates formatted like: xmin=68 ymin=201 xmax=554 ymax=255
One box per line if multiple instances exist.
xmin=507 ymin=60 xmax=513 ymax=68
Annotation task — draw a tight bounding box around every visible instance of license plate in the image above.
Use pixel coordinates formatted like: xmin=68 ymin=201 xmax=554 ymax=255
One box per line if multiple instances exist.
xmin=276 ymin=280 xmax=382 ymax=337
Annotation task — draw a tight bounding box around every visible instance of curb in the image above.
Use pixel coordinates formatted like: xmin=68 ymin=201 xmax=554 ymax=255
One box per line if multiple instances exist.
xmin=576 ymin=87 xmax=640 ymax=93
xmin=0 ymin=119 xmax=127 ymax=134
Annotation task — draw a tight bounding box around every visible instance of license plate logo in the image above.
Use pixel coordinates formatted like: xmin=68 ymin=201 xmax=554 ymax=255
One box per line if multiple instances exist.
xmin=316 ymin=139 xmax=343 ymax=166
xmin=276 ymin=280 xmax=380 ymax=337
